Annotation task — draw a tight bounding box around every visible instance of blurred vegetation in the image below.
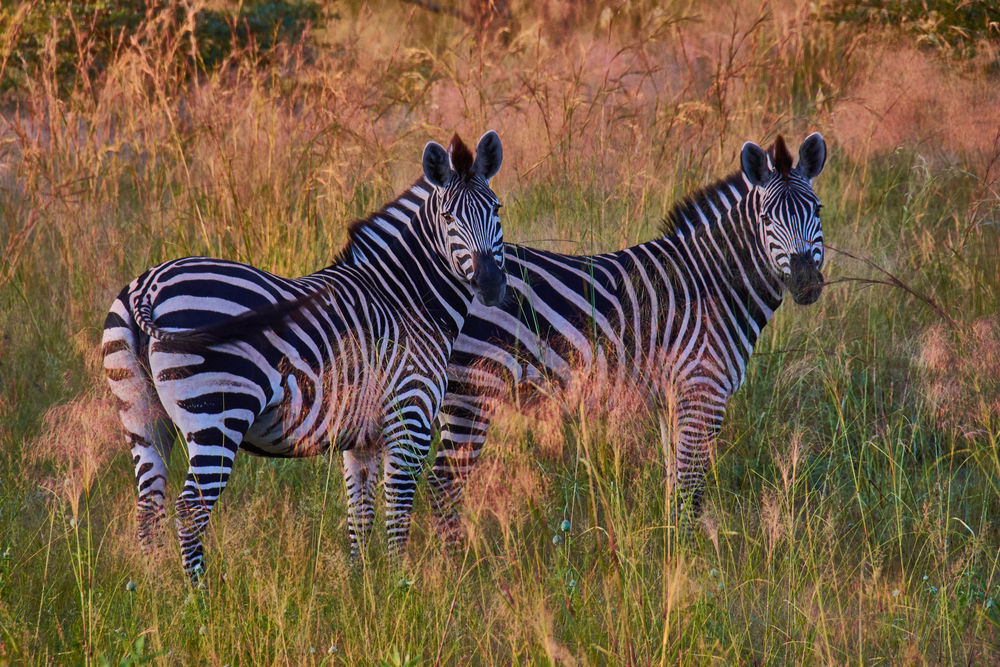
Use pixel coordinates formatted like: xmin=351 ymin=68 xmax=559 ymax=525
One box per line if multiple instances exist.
xmin=0 ymin=0 xmax=327 ymax=93
xmin=828 ymin=0 xmax=1000 ymax=63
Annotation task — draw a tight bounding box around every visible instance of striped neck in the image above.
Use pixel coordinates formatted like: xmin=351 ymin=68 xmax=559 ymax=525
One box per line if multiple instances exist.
xmin=660 ymin=173 xmax=786 ymax=346
xmin=332 ymin=179 xmax=474 ymax=337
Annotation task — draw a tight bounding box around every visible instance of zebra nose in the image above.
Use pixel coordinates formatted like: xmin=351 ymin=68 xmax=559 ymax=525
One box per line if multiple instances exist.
xmin=472 ymin=252 xmax=506 ymax=307
xmin=788 ymin=252 xmax=823 ymax=305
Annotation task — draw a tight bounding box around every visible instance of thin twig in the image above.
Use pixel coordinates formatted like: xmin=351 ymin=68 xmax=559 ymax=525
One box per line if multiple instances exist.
xmin=823 ymin=244 xmax=958 ymax=329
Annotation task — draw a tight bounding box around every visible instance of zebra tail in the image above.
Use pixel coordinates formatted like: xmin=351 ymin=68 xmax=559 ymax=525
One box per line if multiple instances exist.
xmin=131 ymin=289 xmax=330 ymax=351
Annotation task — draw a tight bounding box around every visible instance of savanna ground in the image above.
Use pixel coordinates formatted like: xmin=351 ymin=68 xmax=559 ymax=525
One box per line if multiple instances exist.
xmin=1 ymin=0 xmax=999 ymax=663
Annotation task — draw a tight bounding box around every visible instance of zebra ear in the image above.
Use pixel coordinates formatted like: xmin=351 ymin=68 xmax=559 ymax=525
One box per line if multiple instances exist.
xmin=473 ymin=130 xmax=503 ymax=182
xmin=423 ymin=141 xmax=452 ymax=188
xmin=797 ymin=132 xmax=826 ymax=181
xmin=741 ymin=141 xmax=773 ymax=187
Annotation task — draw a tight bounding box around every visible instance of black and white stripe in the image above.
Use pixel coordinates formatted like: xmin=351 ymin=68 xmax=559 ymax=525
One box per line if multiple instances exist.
xmin=102 ymin=131 xmax=505 ymax=578
xmin=424 ymin=133 xmax=828 ymax=541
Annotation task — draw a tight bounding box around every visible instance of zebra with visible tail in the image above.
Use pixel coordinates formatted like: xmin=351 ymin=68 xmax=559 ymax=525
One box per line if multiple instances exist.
xmin=426 ymin=133 xmax=828 ymax=542
xmin=102 ymin=131 xmax=505 ymax=578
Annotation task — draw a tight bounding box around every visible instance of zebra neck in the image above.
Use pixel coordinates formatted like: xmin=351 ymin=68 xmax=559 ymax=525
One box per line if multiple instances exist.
xmin=718 ymin=193 xmax=787 ymax=320
xmin=664 ymin=180 xmax=786 ymax=349
xmin=339 ymin=203 xmax=472 ymax=338
xmin=410 ymin=205 xmax=478 ymax=336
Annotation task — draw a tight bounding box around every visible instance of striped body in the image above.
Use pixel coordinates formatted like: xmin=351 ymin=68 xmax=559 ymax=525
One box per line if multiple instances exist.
xmin=426 ymin=134 xmax=828 ymax=541
xmin=102 ymin=132 xmax=506 ymax=577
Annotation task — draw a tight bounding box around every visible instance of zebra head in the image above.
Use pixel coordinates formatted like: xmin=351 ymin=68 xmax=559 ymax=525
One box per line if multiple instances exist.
xmin=422 ymin=130 xmax=506 ymax=307
xmin=741 ymin=133 xmax=827 ymax=305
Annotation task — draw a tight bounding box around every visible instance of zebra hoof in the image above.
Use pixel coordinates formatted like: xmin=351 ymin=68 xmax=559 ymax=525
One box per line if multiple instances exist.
xmin=186 ymin=562 xmax=206 ymax=587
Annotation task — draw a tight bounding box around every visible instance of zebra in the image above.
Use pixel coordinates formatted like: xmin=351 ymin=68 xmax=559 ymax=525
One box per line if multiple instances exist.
xmin=423 ymin=133 xmax=828 ymax=542
xmin=102 ymin=130 xmax=505 ymax=578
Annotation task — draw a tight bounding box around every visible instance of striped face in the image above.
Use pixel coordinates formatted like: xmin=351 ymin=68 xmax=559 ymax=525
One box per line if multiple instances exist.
xmin=742 ymin=133 xmax=827 ymax=305
xmin=440 ymin=181 xmax=505 ymax=303
xmin=423 ymin=131 xmax=507 ymax=306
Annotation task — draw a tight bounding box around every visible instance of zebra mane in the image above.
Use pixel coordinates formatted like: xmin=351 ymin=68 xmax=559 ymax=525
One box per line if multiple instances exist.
xmin=658 ymin=171 xmax=749 ymax=239
xmin=449 ymin=134 xmax=474 ymax=176
xmin=333 ymin=178 xmax=430 ymax=264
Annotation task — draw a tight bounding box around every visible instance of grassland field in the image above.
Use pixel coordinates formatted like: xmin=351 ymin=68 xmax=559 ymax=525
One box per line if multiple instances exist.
xmin=1 ymin=0 xmax=999 ymax=663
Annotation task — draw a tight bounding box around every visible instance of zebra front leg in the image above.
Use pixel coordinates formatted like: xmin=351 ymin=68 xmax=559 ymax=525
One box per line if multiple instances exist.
xmin=174 ymin=424 xmax=244 ymax=582
xmin=665 ymin=395 xmax=725 ymax=530
xmin=428 ymin=396 xmax=492 ymax=548
xmin=343 ymin=447 xmax=379 ymax=562
xmin=383 ymin=413 xmax=433 ymax=559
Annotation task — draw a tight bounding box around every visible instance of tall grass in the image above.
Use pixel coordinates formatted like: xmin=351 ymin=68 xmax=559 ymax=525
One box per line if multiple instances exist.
xmin=1 ymin=0 xmax=998 ymax=663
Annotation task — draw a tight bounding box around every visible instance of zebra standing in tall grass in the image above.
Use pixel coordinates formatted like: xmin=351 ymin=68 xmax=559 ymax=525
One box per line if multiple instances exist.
xmin=102 ymin=131 xmax=505 ymax=578
xmin=426 ymin=133 xmax=828 ymax=541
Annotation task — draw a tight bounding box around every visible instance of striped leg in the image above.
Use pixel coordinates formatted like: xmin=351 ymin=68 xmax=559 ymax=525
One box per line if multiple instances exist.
xmin=103 ymin=307 xmax=175 ymax=551
xmin=428 ymin=391 xmax=493 ymax=547
xmin=343 ymin=447 xmax=380 ymax=561
xmin=132 ymin=416 xmax=175 ymax=550
xmin=672 ymin=388 xmax=726 ymax=526
xmin=173 ymin=420 xmax=247 ymax=580
xmin=383 ymin=410 xmax=433 ymax=558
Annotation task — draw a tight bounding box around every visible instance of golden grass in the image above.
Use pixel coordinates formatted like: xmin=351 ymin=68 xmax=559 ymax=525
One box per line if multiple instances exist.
xmin=830 ymin=42 xmax=1000 ymax=169
xmin=917 ymin=316 xmax=1000 ymax=435
xmin=0 ymin=0 xmax=998 ymax=663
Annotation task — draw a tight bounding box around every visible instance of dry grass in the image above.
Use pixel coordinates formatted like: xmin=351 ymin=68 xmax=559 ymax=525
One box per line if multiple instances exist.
xmin=917 ymin=316 xmax=1000 ymax=435
xmin=0 ymin=0 xmax=998 ymax=663
xmin=830 ymin=42 xmax=1000 ymax=169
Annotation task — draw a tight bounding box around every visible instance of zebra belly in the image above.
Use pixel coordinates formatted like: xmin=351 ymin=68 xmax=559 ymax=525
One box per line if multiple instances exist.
xmin=241 ymin=366 xmax=384 ymax=457
xmin=241 ymin=406 xmax=380 ymax=457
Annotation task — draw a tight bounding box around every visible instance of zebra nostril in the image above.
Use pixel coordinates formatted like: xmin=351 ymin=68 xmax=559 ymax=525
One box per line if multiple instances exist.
xmin=786 ymin=252 xmax=823 ymax=305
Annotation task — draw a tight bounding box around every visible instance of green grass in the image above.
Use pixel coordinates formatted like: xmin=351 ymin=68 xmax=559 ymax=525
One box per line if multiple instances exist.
xmin=1 ymin=0 xmax=999 ymax=663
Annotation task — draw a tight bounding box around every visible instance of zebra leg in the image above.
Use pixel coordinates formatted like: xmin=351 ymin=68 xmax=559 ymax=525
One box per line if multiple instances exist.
xmin=343 ymin=446 xmax=380 ymax=562
xmin=383 ymin=414 xmax=433 ymax=559
xmin=427 ymin=392 xmax=493 ymax=548
xmin=172 ymin=422 xmax=246 ymax=581
xmin=666 ymin=392 xmax=725 ymax=528
xmin=103 ymin=304 xmax=175 ymax=551
xmin=132 ymin=419 xmax=175 ymax=550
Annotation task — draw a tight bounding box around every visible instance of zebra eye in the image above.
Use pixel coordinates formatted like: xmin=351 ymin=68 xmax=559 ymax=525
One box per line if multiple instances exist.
xmin=442 ymin=211 xmax=455 ymax=223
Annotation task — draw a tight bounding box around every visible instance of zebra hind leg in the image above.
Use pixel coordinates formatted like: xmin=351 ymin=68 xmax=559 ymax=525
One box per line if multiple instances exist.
xmin=132 ymin=421 xmax=176 ymax=551
xmin=427 ymin=439 xmax=485 ymax=551
xmin=102 ymin=313 xmax=176 ymax=553
xmin=426 ymin=459 xmax=465 ymax=550
xmin=173 ymin=421 xmax=247 ymax=583
xmin=343 ymin=447 xmax=380 ymax=563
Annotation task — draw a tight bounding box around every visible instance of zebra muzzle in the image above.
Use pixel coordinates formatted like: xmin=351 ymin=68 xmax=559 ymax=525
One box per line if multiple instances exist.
xmin=471 ymin=252 xmax=506 ymax=307
xmin=788 ymin=252 xmax=823 ymax=306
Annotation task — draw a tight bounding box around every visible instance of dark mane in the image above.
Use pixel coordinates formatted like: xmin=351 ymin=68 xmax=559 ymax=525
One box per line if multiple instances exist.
xmin=770 ymin=135 xmax=792 ymax=177
xmin=333 ymin=218 xmax=371 ymax=264
xmin=332 ymin=177 xmax=428 ymax=263
xmin=449 ymin=133 xmax=474 ymax=176
xmin=659 ymin=171 xmax=748 ymax=238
